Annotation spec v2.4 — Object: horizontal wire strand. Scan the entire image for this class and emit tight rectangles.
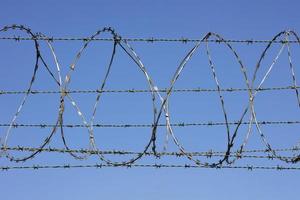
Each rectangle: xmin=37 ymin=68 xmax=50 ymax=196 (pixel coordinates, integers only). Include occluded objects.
xmin=1 ymin=86 xmax=300 ymax=95
xmin=1 ymin=163 xmax=299 ymax=171
xmin=2 ymin=146 xmax=300 ymax=160
xmin=0 ymin=120 xmax=299 ymax=128
xmin=0 ymin=36 xmax=300 ymax=44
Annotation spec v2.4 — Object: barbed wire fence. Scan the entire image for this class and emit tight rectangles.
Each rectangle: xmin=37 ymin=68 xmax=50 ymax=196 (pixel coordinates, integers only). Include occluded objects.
xmin=0 ymin=24 xmax=300 ymax=171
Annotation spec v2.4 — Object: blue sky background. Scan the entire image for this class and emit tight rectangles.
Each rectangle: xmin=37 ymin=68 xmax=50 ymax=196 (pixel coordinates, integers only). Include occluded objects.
xmin=0 ymin=0 xmax=300 ymax=199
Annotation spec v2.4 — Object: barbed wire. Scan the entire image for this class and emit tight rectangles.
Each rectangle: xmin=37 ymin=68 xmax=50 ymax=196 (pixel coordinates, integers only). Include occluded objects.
xmin=1 ymin=163 xmax=300 ymax=171
xmin=1 ymin=86 xmax=299 ymax=95
xmin=0 ymin=35 xmax=300 ymax=44
xmin=2 ymin=146 xmax=299 ymax=160
xmin=0 ymin=120 xmax=299 ymax=128
xmin=1 ymin=24 xmax=300 ymax=168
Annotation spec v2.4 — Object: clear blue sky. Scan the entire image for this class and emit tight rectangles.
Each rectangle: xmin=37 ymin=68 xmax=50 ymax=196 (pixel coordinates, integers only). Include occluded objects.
xmin=0 ymin=0 xmax=300 ymax=199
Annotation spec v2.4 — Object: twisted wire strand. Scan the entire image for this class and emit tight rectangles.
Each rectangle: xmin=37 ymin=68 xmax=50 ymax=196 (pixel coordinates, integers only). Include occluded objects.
xmin=2 ymin=146 xmax=300 ymax=161
xmin=1 ymin=86 xmax=299 ymax=95
xmin=1 ymin=34 xmax=300 ymax=44
xmin=1 ymin=120 xmax=299 ymax=128
xmin=1 ymin=163 xmax=300 ymax=171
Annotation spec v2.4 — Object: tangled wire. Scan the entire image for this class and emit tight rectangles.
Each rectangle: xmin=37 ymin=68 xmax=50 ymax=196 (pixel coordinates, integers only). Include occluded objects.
xmin=0 ymin=24 xmax=300 ymax=169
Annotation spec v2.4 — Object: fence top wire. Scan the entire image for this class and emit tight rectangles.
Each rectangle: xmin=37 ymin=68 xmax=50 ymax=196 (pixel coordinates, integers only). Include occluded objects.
xmin=0 ymin=36 xmax=300 ymax=44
